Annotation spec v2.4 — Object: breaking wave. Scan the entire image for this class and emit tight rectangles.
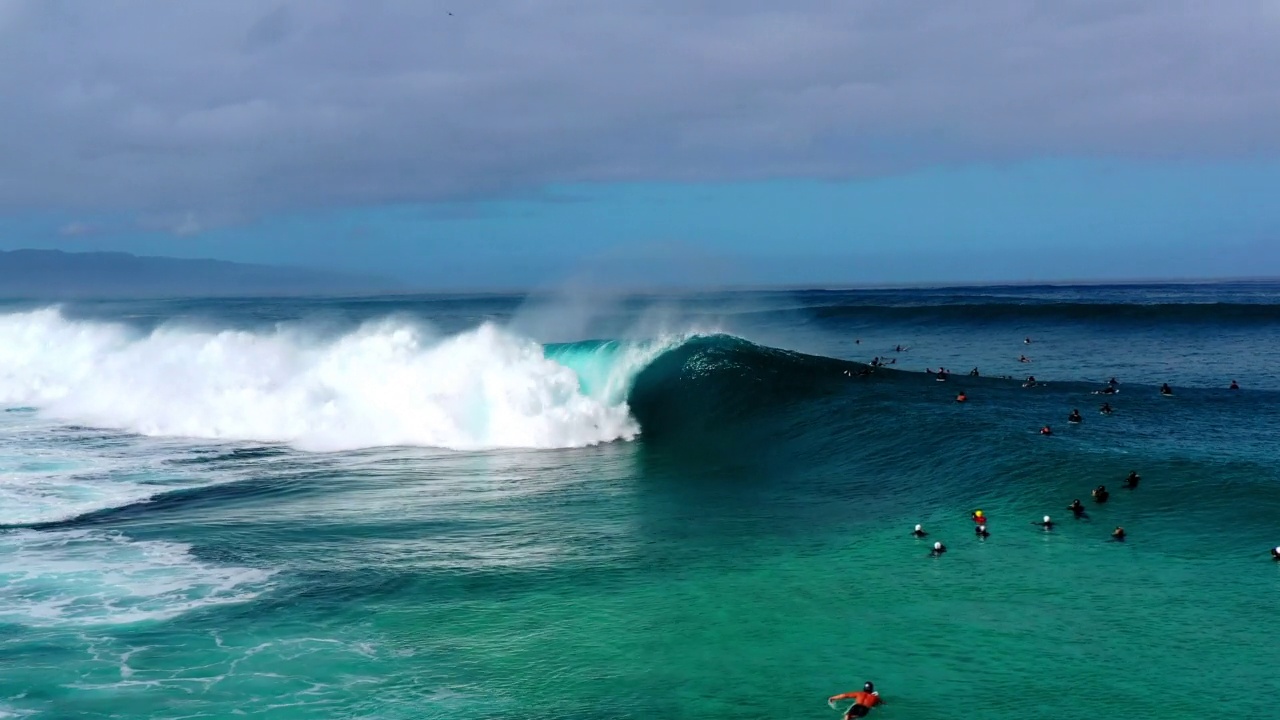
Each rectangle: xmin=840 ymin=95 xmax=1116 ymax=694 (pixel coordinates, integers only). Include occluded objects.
xmin=0 ymin=308 xmax=703 ymax=452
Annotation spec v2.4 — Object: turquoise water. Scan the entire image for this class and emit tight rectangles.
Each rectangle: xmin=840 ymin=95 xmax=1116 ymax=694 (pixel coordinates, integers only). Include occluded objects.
xmin=1 ymin=285 xmax=1278 ymax=718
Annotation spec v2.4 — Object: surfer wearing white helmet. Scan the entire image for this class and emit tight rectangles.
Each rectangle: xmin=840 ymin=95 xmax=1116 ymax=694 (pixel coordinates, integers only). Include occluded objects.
xmin=929 ymin=541 xmax=947 ymax=557
xmin=1271 ymin=546 xmax=1280 ymax=561
xmin=911 ymin=524 xmax=927 ymax=538
xmin=1033 ymin=515 xmax=1054 ymax=530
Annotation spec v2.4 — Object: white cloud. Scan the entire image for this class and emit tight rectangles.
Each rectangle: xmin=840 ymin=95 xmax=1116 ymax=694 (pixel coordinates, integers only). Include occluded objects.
xmin=172 ymin=213 xmax=203 ymax=237
xmin=58 ymin=221 xmax=96 ymax=236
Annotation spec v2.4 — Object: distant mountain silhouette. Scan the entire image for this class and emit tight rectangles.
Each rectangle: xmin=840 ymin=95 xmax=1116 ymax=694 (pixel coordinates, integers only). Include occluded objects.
xmin=0 ymin=250 xmax=401 ymax=298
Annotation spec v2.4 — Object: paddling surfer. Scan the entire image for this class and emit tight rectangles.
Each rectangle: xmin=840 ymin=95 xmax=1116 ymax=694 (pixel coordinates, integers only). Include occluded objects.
xmin=829 ymin=682 xmax=883 ymax=718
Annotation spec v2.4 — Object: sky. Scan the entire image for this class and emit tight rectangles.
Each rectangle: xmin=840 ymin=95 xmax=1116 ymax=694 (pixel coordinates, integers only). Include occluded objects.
xmin=2 ymin=0 xmax=1280 ymax=289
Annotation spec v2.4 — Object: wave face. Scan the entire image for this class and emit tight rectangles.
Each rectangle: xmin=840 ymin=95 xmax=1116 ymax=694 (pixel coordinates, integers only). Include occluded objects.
xmin=627 ymin=335 xmax=856 ymax=439
xmin=0 ymin=308 xmax=701 ymax=452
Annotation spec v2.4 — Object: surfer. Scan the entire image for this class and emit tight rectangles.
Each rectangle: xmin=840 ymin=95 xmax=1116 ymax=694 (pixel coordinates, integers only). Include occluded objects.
xmin=1092 ymin=485 xmax=1110 ymax=503
xmin=956 ymin=391 xmax=967 ymax=403
xmin=1230 ymin=380 xmax=1240 ymax=390
xmin=1160 ymin=383 xmax=1173 ymax=396
xmin=829 ymin=682 xmax=882 ymax=718
xmin=1019 ymin=354 xmax=1031 ymax=363
xmin=912 ymin=524 xmax=928 ymax=538
xmin=1024 ymin=375 xmax=1038 ymax=387
xmin=930 ymin=541 xmax=947 ymax=557
xmin=1124 ymin=471 xmax=1140 ymax=489
xmin=936 ymin=370 xmax=947 ymax=382
xmin=971 ymin=510 xmax=985 ymax=524
xmin=1033 ymin=515 xmax=1054 ymax=530
xmin=1111 ymin=527 xmax=1126 ymax=541
xmin=1108 ymin=377 xmax=1119 ymax=387
xmin=1067 ymin=499 xmax=1087 ymax=518
xmin=1068 ymin=409 xmax=1082 ymax=424
xmin=1024 ymin=337 xmax=1032 ymax=344
xmin=974 ymin=524 xmax=989 ymax=538
xmin=1097 ymin=385 xmax=1117 ymax=395
xmin=969 ymin=367 xmax=980 ymax=377
xmin=1040 ymin=425 xmax=1053 ymax=436
xmin=1272 ymin=546 xmax=1280 ymax=561
xmin=1100 ymin=402 xmax=1113 ymax=415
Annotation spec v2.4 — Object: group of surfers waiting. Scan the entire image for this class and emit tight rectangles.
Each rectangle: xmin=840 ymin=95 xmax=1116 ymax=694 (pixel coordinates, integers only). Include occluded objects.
xmin=833 ymin=340 xmax=1270 ymax=719
xmin=913 ymin=469 xmax=1141 ymax=558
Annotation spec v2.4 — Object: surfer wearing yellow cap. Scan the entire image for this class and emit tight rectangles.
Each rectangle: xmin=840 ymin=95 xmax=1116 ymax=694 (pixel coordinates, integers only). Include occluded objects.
xmin=971 ymin=510 xmax=985 ymax=524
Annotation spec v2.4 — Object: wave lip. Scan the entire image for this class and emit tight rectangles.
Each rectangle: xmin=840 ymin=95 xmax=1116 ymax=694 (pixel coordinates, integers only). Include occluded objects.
xmin=0 ymin=307 xmax=715 ymax=452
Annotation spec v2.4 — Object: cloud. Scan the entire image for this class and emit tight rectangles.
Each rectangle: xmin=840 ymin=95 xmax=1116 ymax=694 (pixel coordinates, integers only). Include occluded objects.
xmin=134 ymin=210 xmax=247 ymax=237
xmin=172 ymin=213 xmax=203 ymax=237
xmin=58 ymin=221 xmax=97 ymax=237
xmin=1 ymin=0 xmax=1278 ymax=219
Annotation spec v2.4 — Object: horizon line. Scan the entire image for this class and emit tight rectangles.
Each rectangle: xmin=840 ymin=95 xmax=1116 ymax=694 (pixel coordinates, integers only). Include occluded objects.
xmin=4 ymin=247 xmax=1279 ymax=297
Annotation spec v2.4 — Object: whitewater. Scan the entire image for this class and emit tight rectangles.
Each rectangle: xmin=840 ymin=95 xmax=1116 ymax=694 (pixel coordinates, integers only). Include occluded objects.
xmin=0 ymin=307 xmax=701 ymax=453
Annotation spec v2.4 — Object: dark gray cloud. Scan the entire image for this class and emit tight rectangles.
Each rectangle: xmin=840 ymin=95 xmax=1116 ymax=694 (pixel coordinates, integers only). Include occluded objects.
xmin=2 ymin=0 xmax=1278 ymax=225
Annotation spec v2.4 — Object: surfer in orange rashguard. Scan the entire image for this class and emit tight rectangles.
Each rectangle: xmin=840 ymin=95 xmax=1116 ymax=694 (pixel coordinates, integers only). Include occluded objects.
xmin=829 ymin=682 xmax=883 ymax=718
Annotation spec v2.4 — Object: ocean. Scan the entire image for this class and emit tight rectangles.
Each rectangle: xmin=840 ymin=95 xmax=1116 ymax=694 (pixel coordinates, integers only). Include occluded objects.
xmin=0 ymin=283 xmax=1277 ymax=719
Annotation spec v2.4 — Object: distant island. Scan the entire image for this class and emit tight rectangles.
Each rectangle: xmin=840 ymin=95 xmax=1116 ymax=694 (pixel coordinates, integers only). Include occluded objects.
xmin=0 ymin=249 xmax=401 ymax=298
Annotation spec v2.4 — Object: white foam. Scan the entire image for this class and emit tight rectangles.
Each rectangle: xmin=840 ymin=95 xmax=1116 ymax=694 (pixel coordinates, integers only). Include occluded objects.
xmin=0 ymin=308 xmax=690 ymax=451
xmin=0 ymin=421 xmax=206 ymax=525
xmin=0 ymin=468 xmax=159 ymax=526
xmin=0 ymin=529 xmax=272 ymax=627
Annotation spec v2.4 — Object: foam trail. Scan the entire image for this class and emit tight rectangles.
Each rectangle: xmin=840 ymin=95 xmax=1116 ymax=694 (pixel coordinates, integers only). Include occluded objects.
xmin=0 ymin=461 xmax=162 ymax=525
xmin=0 ymin=308 xmax=692 ymax=452
xmin=0 ymin=529 xmax=272 ymax=627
